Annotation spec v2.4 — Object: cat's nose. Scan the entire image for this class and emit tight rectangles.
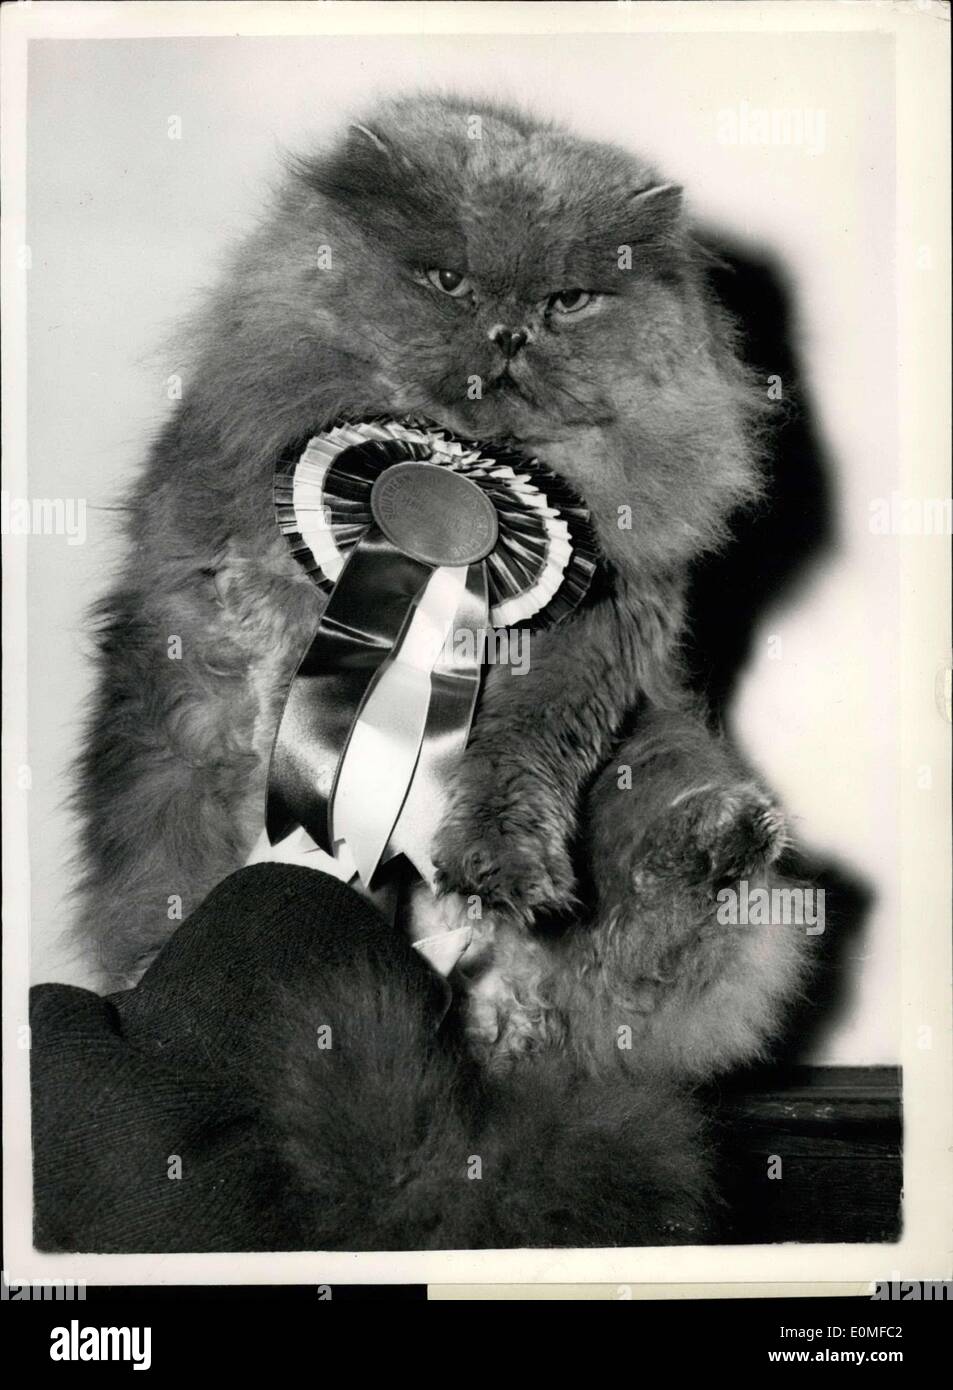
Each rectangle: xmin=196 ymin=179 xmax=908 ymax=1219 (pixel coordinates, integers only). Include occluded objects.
xmin=489 ymin=325 xmax=529 ymax=359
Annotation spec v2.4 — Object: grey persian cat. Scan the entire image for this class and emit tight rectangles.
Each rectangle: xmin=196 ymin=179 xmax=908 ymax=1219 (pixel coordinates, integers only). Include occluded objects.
xmin=74 ymin=95 xmax=808 ymax=1245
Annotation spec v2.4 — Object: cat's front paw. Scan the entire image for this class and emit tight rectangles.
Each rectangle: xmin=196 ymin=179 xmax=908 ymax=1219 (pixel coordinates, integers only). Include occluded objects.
xmin=434 ymin=809 xmax=576 ymax=925
xmin=637 ymin=781 xmax=787 ymax=890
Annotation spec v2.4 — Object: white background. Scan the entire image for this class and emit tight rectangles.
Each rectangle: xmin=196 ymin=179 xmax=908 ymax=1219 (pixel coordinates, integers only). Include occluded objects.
xmin=24 ymin=31 xmax=907 ymax=1063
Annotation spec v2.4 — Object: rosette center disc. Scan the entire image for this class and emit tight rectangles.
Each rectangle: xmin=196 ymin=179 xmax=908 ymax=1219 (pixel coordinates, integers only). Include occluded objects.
xmin=369 ymin=462 xmax=499 ymax=567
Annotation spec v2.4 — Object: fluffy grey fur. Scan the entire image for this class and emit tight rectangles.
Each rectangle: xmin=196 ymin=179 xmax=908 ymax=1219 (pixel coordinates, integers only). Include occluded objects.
xmin=74 ymin=94 xmax=810 ymax=1243
xmin=261 ymin=949 xmax=714 ymax=1248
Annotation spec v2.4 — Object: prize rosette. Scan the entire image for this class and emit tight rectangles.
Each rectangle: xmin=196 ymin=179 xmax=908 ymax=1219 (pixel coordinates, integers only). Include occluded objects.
xmin=265 ymin=417 xmax=598 ymax=893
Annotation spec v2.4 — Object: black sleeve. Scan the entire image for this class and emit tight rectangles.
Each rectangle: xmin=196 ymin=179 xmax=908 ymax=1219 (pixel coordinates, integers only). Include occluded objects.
xmin=30 ymin=865 xmax=448 ymax=1253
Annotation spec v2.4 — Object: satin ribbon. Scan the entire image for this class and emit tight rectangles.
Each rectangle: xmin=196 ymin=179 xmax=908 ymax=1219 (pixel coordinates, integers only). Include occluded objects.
xmin=266 ymin=524 xmax=488 ymax=891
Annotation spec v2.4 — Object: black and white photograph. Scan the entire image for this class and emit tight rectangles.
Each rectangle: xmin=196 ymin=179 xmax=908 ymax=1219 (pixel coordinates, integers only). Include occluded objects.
xmin=2 ymin=0 xmax=950 ymax=1320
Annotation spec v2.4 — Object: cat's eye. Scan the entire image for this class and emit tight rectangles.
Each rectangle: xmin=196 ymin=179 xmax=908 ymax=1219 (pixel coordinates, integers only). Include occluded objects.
xmin=425 ymin=268 xmax=472 ymax=298
xmin=549 ymin=289 xmax=596 ymax=314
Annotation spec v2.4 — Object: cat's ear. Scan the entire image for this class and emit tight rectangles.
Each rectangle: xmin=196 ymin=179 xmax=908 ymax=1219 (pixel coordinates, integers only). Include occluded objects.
xmin=347 ymin=124 xmax=391 ymax=159
xmin=292 ymin=121 xmax=395 ymax=203
xmin=629 ymin=181 xmax=684 ymax=238
xmin=341 ymin=123 xmax=395 ymax=187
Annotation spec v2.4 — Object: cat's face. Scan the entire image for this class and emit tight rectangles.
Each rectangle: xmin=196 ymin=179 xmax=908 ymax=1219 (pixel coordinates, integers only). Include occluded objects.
xmin=201 ymin=97 xmax=759 ymax=572
xmin=292 ymin=98 xmax=692 ymax=446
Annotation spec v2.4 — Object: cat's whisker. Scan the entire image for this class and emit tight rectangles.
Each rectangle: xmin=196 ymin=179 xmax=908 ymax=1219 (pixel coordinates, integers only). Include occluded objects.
xmin=548 ymin=376 xmax=597 ymax=415
xmin=339 ymin=321 xmax=404 ymax=355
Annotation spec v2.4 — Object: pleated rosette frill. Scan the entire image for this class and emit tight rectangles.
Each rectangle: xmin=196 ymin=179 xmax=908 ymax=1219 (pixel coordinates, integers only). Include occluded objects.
xmin=274 ymin=417 xmax=597 ymax=629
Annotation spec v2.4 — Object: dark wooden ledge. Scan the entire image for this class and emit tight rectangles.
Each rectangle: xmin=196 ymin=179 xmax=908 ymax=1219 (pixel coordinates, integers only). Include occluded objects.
xmin=709 ymin=1066 xmax=902 ymax=1244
